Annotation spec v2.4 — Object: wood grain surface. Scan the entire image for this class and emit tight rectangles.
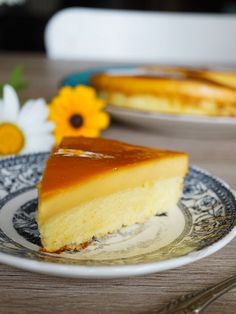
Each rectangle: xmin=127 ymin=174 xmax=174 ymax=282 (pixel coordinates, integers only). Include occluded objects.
xmin=0 ymin=54 xmax=236 ymax=314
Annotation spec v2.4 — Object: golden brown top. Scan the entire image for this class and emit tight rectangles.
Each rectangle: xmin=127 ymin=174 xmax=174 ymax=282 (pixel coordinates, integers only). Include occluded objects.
xmin=39 ymin=136 xmax=187 ymax=198
xmin=91 ymin=66 xmax=236 ymax=104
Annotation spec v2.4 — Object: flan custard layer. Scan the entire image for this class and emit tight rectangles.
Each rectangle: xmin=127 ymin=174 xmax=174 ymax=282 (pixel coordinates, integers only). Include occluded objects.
xmin=37 ymin=137 xmax=188 ymax=252
xmin=91 ymin=66 xmax=236 ymax=117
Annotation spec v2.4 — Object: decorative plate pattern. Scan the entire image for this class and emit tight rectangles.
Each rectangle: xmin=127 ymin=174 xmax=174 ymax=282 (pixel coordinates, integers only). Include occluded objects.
xmin=0 ymin=153 xmax=235 ymax=278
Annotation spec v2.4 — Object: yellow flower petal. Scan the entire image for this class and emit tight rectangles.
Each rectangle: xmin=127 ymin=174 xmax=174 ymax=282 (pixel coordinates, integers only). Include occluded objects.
xmin=80 ymin=128 xmax=101 ymax=137
xmin=49 ymin=85 xmax=109 ymax=144
xmin=85 ymin=112 xmax=110 ymax=129
xmin=59 ymin=86 xmax=73 ymax=97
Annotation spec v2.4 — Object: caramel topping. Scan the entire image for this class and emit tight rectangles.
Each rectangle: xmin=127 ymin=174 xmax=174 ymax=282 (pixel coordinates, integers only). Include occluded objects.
xmin=40 ymin=137 xmax=184 ymax=197
xmin=91 ymin=66 xmax=236 ymax=104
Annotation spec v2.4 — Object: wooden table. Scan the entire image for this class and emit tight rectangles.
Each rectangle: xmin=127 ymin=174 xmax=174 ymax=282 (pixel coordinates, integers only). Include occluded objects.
xmin=0 ymin=54 xmax=236 ymax=314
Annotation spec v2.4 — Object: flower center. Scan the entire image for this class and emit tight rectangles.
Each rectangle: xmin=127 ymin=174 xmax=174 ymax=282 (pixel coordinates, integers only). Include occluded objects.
xmin=69 ymin=114 xmax=83 ymax=129
xmin=0 ymin=123 xmax=24 ymax=155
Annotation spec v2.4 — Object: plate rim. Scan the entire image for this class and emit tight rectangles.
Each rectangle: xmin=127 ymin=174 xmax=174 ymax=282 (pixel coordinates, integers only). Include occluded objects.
xmin=0 ymin=227 xmax=235 ymax=279
xmin=106 ymin=105 xmax=236 ymax=126
xmin=0 ymin=154 xmax=235 ymax=278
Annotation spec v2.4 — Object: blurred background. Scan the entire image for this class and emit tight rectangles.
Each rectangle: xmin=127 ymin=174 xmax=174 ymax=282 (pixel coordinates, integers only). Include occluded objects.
xmin=1 ymin=0 xmax=236 ymax=52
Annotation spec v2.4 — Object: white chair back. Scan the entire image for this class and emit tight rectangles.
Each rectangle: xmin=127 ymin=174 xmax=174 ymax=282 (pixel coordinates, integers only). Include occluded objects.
xmin=45 ymin=8 xmax=236 ymax=64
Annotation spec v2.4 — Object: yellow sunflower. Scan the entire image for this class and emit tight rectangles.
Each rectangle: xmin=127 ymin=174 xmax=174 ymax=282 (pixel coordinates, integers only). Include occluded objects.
xmin=49 ymin=85 xmax=110 ymax=144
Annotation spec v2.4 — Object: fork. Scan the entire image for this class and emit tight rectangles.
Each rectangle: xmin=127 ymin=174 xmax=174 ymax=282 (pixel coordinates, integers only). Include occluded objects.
xmin=157 ymin=274 xmax=236 ymax=313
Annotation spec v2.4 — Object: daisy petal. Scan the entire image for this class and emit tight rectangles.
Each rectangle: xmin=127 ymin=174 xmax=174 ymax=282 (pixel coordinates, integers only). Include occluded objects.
xmin=29 ymin=99 xmax=49 ymax=122
xmin=21 ymin=120 xmax=55 ymax=136
xmin=2 ymin=85 xmax=20 ymax=121
xmin=0 ymin=99 xmax=4 ymax=121
xmin=18 ymin=100 xmax=35 ymax=122
xmin=18 ymin=98 xmax=49 ymax=127
xmin=38 ymin=121 xmax=55 ymax=133
xmin=22 ymin=134 xmax=55 ymax=154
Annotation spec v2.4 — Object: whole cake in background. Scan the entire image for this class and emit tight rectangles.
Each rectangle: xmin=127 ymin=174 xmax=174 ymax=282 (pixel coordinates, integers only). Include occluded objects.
xmin=37 ymin=136 xmax=188 ymax=253
xmin=91 ymin=65 xmax=236 ymax=117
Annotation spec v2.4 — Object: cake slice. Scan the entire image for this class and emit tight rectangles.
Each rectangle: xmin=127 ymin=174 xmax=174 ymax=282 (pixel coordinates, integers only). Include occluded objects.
xmin=91 ymin=66 xmax=236 ymax=117
xmin=37 ymin=137 xmax=188 ymax=253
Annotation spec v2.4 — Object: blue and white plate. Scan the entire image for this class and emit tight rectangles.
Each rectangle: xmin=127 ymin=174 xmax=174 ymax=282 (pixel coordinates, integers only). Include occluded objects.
xmin=0 ymin=153 xmax=235 ymax=278
xmin=61 ymin=66 xmax=236 ymax=139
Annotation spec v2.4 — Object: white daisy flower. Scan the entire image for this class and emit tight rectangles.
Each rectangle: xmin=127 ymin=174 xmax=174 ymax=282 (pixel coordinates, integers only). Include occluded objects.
xmin=0 ymin=85 xmax=55 ymax=156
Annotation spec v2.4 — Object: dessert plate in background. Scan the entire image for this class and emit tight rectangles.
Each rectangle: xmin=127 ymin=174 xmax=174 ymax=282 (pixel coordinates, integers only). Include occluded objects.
xmin=61 ymin=66 xmax=236 ymax=139
xmin=0 ymin=153 xmax=235 ymax=278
